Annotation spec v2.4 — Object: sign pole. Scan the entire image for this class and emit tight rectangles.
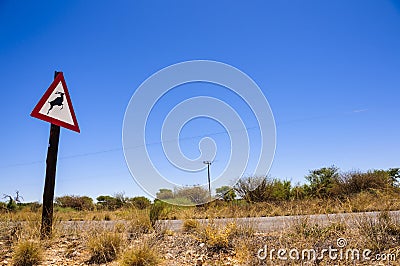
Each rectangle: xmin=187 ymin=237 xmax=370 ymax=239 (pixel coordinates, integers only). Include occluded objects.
xmin=40 ymin=71 xmax=61 ymax=239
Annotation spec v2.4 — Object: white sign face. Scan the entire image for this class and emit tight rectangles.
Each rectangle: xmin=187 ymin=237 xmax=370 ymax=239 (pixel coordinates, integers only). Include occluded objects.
xmin=31 ymin=72 xmax=80 ymax=133
xmin=37 ymin=81 xmax=75 ymax=125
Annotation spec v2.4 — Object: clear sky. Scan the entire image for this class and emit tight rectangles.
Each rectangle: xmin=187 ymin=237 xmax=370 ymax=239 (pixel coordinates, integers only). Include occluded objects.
xmin=1 ymin=1 xmax=399 ymax=202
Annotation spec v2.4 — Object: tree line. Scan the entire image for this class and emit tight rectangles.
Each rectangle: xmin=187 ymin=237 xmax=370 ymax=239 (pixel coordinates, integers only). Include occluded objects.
xmin=1 ymin=166 xmax=399 ymax=211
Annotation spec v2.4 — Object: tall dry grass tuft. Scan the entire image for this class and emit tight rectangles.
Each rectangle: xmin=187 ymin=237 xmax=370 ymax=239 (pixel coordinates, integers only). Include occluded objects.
xmin=120 ymin=243 xmax=160 ymax=266
xmin=290 ymin=217 xmax=346 ymax=240
xmin=12 ymin=239 xmax=43 ymax=266
xmin=195 ymin=221 xmax=236 ymax=251
xmin=356 ymin=211 xmax=400 ymax=252
xmin=127 ymin=211 xmax=152 ymax=240
xmin=182 ymin=219 xmax=200 ymax=233
xmin=87 ymin=231 xmax=124 ymax=263
xmin=191 ymin=220 xmax=257 ymax=253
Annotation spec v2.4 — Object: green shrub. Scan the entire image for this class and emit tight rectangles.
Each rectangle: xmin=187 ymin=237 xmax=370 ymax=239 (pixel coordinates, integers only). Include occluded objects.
xmin=216 ymin=186 xmax=236 ymax=201
xmin=6 ymin=198 xmax=18 ymax=212
xmin=149 ymin=201 xmax=167 ymax=228
xmin=156 ymin=189 xmax=174 ymax=200
xmin=175 ymin=186 xmax=209 ymax=205
xmin=0 ymin=201 xmax=7 ymax=212
xmin=55 ymin=195 xmax=94 ymax=211
xmin=129 ymin=196 xmax=151 ymax=210
xmin=304 ymin=166 xmax=339 ymax=198
xmin=96 ymin=195 xmax=124 ymax=210
xmin=333 ymin=170 xmax=391 ymax=196
xmin=12 ymin=240 xmax=43 ymax=266
xmin=28 ymin=202 xmax=41 ymax=212
xmin=234 ymin=176 xmax=292 ymax=202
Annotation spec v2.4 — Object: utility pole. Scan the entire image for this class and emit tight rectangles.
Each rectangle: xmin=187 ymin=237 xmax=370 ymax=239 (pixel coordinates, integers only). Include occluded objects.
xmin=203 ymin=161 xmax=212 ymax=200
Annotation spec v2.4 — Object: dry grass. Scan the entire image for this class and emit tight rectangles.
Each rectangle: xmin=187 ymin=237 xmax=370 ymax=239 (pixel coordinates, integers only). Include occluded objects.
xmin=12 ymin=239 xmax=43 ymax=266
xmin=120 ymin=243 xmax=160 ymax=266
xmin=356 ymin=211 xmax=400 ymax=252
xmin=126 ymin=211 xmax=153 ymax=240
xmin=182 ymin=219 xmax=200 ymax=233
xmin=87 ymin=231 xmax=124 ymax=263
xmin=1 ymin=191 xmax=399 ymax=223
xmin=1 ymin=211 xmax=400 ymax=265
xmin=1 ymin=192 xmax=400 ymax=265
xmin=191 ymin=220 xmax=256 ymax=252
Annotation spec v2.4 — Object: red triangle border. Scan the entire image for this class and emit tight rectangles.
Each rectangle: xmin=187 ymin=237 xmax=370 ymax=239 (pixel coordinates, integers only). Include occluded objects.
xmin=31 ymin=72 xmax=80 ymax=133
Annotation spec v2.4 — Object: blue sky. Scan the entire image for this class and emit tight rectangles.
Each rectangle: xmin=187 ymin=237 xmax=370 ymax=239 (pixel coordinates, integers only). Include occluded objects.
xmin=0 ymin=1 xmax=399 ymax=202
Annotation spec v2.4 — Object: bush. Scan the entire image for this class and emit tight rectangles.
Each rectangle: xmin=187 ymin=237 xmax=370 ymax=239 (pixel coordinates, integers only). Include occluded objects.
xmin=96 ymin=195 xmax=125 ymax=210
xmin=182 ymin=219 xmax=200 ymax=232
xmin=304 ymin=166 xmax=339 ymax=198
xmin=129 ymin=196 xmax=151 ymax=210
xmin=12 ymin=240 xmax=43 ymax=266
xmin=235 ymin=176 xmax=268 ymax=202
xmin=28 ymin=202 xmax=41 ymax=212
xmin=234 ymin=176 xmax=292 ymax=202
xmin=175 ymin=186 xmax=210 ymax=205
xmin=120 ymin=244 xmax=159 ymax=266
xmin=87 ymin=232 xmax=123 ymax=263
xmin=0 ymin=201 xmax=7 ymax=212
xmin=333 ymin=170 xmax=392 ymax=196
xmin=215 ymin=186 xmax=236 ymax=201
xmin=55 ymin=195 xmax=94 ymax=211
xmin=5 ymin=197 xmax=18 ymax=212
xmin=195 ymin=222 xmax=237 ymax=251
xmin=156 ymin=189 xmax=174 ymax=200
xmin=149 ymin=201 xmax=167 ymax=228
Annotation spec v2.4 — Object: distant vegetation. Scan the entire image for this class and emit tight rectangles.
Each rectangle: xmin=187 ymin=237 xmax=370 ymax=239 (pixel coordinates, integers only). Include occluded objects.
xmin=235 ymin=166 xmax=400 ymax=202
xmin=1 ymin=166 xmax=399 ymax=219
xmin=154 ymin=166 xmax=399 ymax=205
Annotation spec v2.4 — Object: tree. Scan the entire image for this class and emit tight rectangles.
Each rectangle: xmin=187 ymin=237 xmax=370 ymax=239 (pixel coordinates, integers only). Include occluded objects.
xmin=215 ymin=186 xmax=236 ymax=201
xmin=96 ymin=195 xmax=123 ymax=210
xmin=270 ymin=180 xmax=292 ymax=201
xmin=129 ymin=196 xmax=151 ymax=209
xmin=175 ymin=186 xmax=209 ymax=205
xmin=333 ymin=169 xmax=394 ymax=196
xmin=304 ymin=166 xmax=339 ymax=198
xmin=235 ymin=176 xmax=293 ymax=202
xmin=156 ymin=189 xmax=174 ymax=200
xmin=55 ymin=195 xmax=94 ymax=211
xmin=234 ymin=177 xmax=266 ymax=202
xmin=3 ymin=191 xmax=23 ymax=211
xmin=235 ymin=176 xmax=270 ymax=202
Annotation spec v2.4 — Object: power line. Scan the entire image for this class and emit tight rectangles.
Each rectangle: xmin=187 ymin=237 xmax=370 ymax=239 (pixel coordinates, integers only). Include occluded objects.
xmin=0 ymin=109 xmax=367 ymax=170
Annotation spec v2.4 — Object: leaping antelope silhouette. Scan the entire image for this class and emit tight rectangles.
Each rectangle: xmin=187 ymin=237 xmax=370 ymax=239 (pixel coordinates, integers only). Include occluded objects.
xmin=47 ymin=91 xmax=64 ymax=114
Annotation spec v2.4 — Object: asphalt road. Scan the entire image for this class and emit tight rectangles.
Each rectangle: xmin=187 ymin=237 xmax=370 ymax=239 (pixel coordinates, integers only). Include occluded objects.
xmin=160 ymin=210 xmax=400 ymax=232
xmin=2 ymin=211 xmax=399 ymax=233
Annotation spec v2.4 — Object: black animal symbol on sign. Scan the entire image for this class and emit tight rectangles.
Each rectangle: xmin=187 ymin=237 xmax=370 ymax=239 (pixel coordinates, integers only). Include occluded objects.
xmin=47 ymin=91 xmax=64 ymax=114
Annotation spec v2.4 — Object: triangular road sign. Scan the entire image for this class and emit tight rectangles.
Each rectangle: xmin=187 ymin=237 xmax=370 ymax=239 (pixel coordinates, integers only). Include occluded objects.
xmin=31 ymin=72 xmax=80 ymax=133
